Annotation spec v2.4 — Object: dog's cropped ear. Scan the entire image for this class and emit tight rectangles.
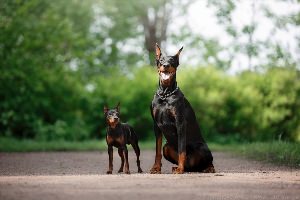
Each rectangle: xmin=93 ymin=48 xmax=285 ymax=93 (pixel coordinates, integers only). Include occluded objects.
xmin=104 ymin=105 xmax=109 ymax=114
xmin=115 ymin=102 xmax=120 ymax=112
xmin=175 ymin=46 xmax=183 ymax=58
xmin=155 ymin=43 xmax=162 ymax=61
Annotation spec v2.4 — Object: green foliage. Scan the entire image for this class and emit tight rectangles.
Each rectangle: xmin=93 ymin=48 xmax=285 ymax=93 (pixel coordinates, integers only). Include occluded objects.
xmin=86 ymin=67 xmax=157 ymax=140
xmin=0 ymin=0 xmax=94 ymax=140
xmin=0 ymin=0 xmax=94 ymax=68
xmin=179 ymin=67 xmax=300 ymax=141
xmin=0 ymin=0 xmax=299 ymax=144
xmin=0 ymin=65 xmax=90 ymax=140
xmin=1 ymin=64 xmax=299 ymax=142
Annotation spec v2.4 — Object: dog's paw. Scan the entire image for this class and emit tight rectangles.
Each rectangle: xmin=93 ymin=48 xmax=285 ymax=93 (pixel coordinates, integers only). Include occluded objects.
xmin=124 ymin=170 xmax=131 ymax=174
xmin=138 ymin=168 xmax=143 ymax=173
xmin=106 ymin=170 xmax=112 ymax=174
xmin=202 ymin=164 xmax=216 ymax=173
xmin=172 ymin=167 xmax=184 ymax=174
xmin=150 ymin=167 xmax=161 ymax=174
xmin=118 ymin=169 xmax=123 ymax=173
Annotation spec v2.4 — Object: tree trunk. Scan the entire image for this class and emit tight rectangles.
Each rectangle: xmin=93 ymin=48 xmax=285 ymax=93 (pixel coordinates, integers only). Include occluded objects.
xmin=140 ymin=2 xmax=169 ymax=66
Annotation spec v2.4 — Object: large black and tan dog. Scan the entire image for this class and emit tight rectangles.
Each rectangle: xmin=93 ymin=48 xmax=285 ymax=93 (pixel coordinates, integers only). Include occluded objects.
xmin=104 ymin=103 xmax=143 ymax=174
xmin=150 ymin=44 xmax=215 ymax=174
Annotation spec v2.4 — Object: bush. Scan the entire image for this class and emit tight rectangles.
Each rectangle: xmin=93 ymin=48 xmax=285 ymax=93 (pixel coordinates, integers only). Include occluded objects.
xmin=1 ymin=65 xmax=299 ymax=142
xmin=0 ymin=66 xmax=91 ymax=140
xmin=179 ymin=67 xmax=300 ymax=141
xmin=87 ymin=67 xmax=157 ymax=140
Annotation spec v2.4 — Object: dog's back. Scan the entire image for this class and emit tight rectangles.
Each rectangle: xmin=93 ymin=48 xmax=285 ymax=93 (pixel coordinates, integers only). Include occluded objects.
xmin=182 ymin=97 xmax=206 ymax=144
xmin=120 ymin=123 xmax=139 ymax=145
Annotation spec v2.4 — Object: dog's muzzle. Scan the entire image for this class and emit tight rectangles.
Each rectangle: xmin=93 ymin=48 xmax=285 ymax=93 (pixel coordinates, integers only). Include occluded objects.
xmin=108 ymin=117 xmax=119 ymax=123
xmin=160 ymin=72 xmax=174 ymax=81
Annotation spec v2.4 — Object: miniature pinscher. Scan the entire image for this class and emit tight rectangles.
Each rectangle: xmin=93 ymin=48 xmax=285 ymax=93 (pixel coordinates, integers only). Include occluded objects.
xmin=150 ymin=43 xmax=215 ymax=174
xmin=104 ymin=103 xmax=143 ymax=174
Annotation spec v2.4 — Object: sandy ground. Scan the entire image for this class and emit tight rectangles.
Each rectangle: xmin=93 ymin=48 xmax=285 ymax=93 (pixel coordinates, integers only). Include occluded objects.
xmin=0 ymin=150 xmax=299 ymax=200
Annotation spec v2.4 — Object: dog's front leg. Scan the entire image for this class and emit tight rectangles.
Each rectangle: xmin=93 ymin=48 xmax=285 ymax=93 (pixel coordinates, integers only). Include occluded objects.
xmin=174 ymin=112 xmax=186 ymax=174
xmin=107 ymin=145 xmax=113 ymax=174
xmin=150 ymin=123 xmax=163 ymax=174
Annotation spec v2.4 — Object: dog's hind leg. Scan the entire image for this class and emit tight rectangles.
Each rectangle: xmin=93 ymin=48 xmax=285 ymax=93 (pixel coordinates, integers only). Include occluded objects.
xmin=132 ymin=142 xmax=143 ymax=173
xmin=163 ymin=143 xmax=178 ymax=165
xmin=117 ymin=148 xmax=125 ymax=173
xmin=163 ymin=144 xmax=187 ymax=173
xmin=185 ymin=145 xmax=215 ymax=173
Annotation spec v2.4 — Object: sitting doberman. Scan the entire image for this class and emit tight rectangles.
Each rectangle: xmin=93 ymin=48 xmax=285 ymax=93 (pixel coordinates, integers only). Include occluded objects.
xmin=150 ymin=43 xmax=215 ymax=174
xmin=104 ymin=103 xmax=143 ymax=174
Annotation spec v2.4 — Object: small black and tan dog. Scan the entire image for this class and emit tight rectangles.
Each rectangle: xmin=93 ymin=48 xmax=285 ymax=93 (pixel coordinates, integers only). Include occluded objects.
xmin=150 ymin=44 xmax=215 ymax=174
xmin=104 ymin=103 xmax=143 ymax=174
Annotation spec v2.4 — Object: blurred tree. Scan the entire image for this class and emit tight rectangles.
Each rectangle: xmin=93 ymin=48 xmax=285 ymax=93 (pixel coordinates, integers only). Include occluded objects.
xmin=206 ymin=0 xmax=299 ymax=70
xmin=0 ymin=0 xmax=94 ymax=69
xmin=206 ymin=0 xmax=259 ymax=70
xmin=261 ymin=0 xmax=299 ymax=69
xmin=0 ymin=0 xmax=95 ymax=139
xmin=1 ymin=0 xmax=299 ymax=143
xmin=96 ymin=0 xmax=192 ymax=66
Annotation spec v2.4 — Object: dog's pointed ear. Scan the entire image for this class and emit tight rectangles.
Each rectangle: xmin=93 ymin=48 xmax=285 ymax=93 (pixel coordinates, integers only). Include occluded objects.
xmin=104 ymin=105 xmax=109 ymax=114
xmin=175 ymin=46 xmax=183 ymax=57
xmin=115 ymin=102 xmax=120 ymax=112
xmin=155 ymin=43 xmax=162 ymax=61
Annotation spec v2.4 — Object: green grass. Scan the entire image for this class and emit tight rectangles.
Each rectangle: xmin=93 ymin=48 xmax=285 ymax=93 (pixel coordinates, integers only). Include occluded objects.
xmin=0 ymin=137 xmax=106 ymax=152
xmin=209 ymin=141 xmax=300 ymax=168
xmin=0 ymin=137 xmax=299 ymax=168
xmin=0 ymin=137 xmax=156 ymax=152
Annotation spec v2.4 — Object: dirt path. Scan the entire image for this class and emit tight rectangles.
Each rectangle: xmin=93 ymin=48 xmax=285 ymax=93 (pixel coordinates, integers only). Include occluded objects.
xmin=0 ymin=150 xmax=299 ymax=200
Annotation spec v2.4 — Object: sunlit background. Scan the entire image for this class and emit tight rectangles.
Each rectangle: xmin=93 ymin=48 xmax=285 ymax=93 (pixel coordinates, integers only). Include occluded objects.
xmin=1 ymin=0 xmax=299 ymax=148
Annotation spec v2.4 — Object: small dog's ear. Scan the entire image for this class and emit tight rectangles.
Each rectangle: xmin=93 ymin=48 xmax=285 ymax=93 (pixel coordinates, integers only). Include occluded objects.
xmin=155 ymin=43 xmax=161 ymax=61
xmin=115 ymin=102 xmax=120 ymax=112
xmin=104 ymin=105 xmax=109 ymax=114
xmin=175 ymin=46 xmax=183 ymax=57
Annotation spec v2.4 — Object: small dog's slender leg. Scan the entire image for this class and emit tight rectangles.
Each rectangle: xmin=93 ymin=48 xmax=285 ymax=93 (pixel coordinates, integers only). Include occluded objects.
xmin=117 ymin=148 xmax=124 ymax=173
xmin=107 ymin=145 xmax=113 ymax=174
xmin=132 ymin=142 xmax=143 ymax=173
xmin=122 ymin=146 xmax=130 ymax=174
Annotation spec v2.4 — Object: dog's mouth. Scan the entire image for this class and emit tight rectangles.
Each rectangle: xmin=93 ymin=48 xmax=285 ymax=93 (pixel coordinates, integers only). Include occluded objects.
xmin=159 ymin=71 xmax=175 ymax=86
xmin=158 ymin=65 xmax=176 ymax=86
xmin=160 ymin=72 xmax=173 ymax=81
xmin=107 ymin=117 xmax=119 ymax=127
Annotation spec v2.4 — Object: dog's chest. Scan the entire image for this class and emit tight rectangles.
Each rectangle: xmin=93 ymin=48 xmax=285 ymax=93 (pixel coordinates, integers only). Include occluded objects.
xmin=106 ymin=127 xmax=126 ymax=147
xmin=153 ymin=101 xmax=176 ymax=127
